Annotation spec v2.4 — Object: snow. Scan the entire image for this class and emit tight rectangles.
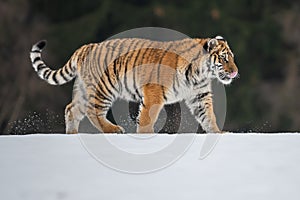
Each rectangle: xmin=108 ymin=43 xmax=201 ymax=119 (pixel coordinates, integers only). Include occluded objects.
xmin=0 ymin=133 xmax=300 ymax=200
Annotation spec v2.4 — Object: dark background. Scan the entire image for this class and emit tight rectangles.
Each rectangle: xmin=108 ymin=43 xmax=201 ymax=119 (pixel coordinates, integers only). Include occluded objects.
xmin=1 ymin=0 xmax=299 ymax=134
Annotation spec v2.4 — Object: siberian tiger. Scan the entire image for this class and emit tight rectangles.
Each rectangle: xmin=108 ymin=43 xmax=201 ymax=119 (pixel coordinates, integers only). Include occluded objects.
xmin=30 ymin=36 xmax=238 ymax=134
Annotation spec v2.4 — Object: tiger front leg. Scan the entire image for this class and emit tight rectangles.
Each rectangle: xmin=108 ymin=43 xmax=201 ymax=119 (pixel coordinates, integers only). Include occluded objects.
xmin=187 ymin=92 xmax=221 ymax=133
xmin=137 ymin=84 xmax=165 ymax=133
xmin=86 ymin=111 xmax=125 ymax=133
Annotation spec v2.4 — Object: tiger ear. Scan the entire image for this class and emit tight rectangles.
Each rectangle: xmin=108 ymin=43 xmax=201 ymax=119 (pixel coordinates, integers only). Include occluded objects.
xmin=215 ymin=35 xmax=226 ymax=41
xmin=204 ymin=38 xmax=218 ymax=52
xmin=208 ymin=38 xmax=218 ymax=49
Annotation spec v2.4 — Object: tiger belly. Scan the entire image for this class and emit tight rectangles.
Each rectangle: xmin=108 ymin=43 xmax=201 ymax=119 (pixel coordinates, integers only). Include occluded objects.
xmin=117 ymin=71 xmax=199 ymax=105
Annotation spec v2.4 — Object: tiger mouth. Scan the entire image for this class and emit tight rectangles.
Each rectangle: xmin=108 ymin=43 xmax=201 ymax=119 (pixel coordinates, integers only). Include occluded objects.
xmin=217 ymin=71 xmax=238 ymax=85
xmin=218 ymin=70 xmax=238 ymax=79
xmin=227 ymin=71 xmax=238 ymax=79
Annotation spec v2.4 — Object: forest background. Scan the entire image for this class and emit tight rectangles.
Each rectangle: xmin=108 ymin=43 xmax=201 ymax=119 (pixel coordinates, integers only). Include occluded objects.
xmin=1 ymin=0 xmax=299 ymax=134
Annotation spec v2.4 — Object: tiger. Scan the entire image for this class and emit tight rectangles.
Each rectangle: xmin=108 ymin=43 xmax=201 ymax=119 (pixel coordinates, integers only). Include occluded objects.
xmin=30 ymin=35 xmax=238 ymax=134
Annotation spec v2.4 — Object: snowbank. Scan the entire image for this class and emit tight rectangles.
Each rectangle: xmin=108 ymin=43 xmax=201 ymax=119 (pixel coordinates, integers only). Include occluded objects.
xmin=0 ymin=133 xmax=299 ymax=200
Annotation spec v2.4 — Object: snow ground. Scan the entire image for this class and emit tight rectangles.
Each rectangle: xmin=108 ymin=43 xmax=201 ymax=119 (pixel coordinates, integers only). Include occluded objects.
xmin=0 ymin=133 xmax=300 ymax=200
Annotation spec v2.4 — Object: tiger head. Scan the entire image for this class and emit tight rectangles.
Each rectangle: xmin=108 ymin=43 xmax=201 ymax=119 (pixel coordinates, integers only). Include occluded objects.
xmin=205 ymin=36 xmax=238 ymax=85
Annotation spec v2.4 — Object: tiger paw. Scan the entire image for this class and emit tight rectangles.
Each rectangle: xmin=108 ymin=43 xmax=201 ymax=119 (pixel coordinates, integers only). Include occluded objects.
xmin=103 ymin=125 xmax=125 ymax=134
xmin=220 ymin=131 xmax=232 ymax=134
xmin=113 ymin=125 xmax=125 ymax=134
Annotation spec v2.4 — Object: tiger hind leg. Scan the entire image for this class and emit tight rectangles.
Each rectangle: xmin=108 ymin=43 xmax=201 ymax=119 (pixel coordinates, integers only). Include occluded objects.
xmin=137 ymin=84 xmax=165 ymax=133
xmin=65 ymin=102 xmax=85 ymax=134
xmin=65 ymin=78 xmax=87 ymax=134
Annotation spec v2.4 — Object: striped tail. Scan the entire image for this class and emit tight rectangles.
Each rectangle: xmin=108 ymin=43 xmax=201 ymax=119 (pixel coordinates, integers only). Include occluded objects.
xmin=30 ymin=40 xmax=76 ymax=85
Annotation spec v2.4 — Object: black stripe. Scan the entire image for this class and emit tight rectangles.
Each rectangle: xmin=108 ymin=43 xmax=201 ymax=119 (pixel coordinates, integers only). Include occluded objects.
xmin=191 ymin=97 xmax=198 ymax=104
xmin=31 ymin=50 xmax=40 ymax=53
xmin=86 ymin=84 xmax=112 ymax=102
xmin=172 ymin=74 xmax=179 ymax=96
xmin=174 ymin=53 xmax=179 ymax=67
xmin=87 ymin=105 xmax=109 ymax=114
xmin=99 ymin=77 xmax=115 ymax=98
xmin=190 ymin=42 xmax=203 ymax=64
xmin=78 ymin=107 xmax=85 ymax=115
xmin=135 ymin=88 xmax=142 ymax=100
xmin=156 ymin=62 xmax=161 ymax=85
xmin=99 ymin=76 xmax=115 ymax=98
xmin=123 ymin=55 xmax=131 ymax=94
xmin=103 ymin=40 xmax=120 ymax=93
xmin=90 ymin=66 xmax=114 ymax=98
xmin=59 ymin=68 xmax=68 ymax=82
xmin=133 ymin=67 xmax=142 ymax=99
xmin=37 ymin=63 xmax=46 ymax=71
xmin=139 ymin=46 xmax=151 ymax=66
xmin=42 ymin=69 xmax=51 ymax=79
xmin=111 ymin=40 xmax=121 ymax=80
xmin=145 ymin=48 xmax=159 ymax=84
xmin=180 ymin=41 xmax=199 ymax=54
xmin=104 ymin=68 xmax=118 ymax=92
xmin=194 ymin=76 xmax=206 ymax=87
xmin=172 ymin=54 xmax=180 ymax=95
xmin=199 ymin=110 xmax=206 ymax=120
xmin=117 ymin=40 xmax=126 ymax=73
xmin=95 ymin=42 xmax=106 ymax=75
xmin=42 ymin=69 xmax=49 ymax=79
xmin=198 ymin=82 xmax=209 ymax=89
xmin=103 ymin=42 xmax=118 ymax=92
xmin=91 ymin=44 xmax=99 ymax=70
xmin=197 ymin=92 xmax=210 ymax=100
xmin=124 ymin=40 xmax=141 ymax=96
xmin=203 ymin=41 xmax=209 ymax=52
xmin=157 ymin=43 xmax=172 ymax=82
xmin=45 ymin=70 xmax=52 ymax=80
xmin=91 ymin=44 xmax=115 ymax=98
xmin=33 ymin=57 xmax=41 ymax=63
xmin=113 ymin=59 xmax=118 ymax=76
xmin=162 ymin=86 xmax=167 ymax=101
xmin=128 ymin=39 xmax=143 ymax=61
xmin=185 ymin=63 xmax=192 ymax=84
xmin=82 ymin=45 xmax=94 ymax=82
xmin=204 ymin=102 xmax=210 ymax=107
xmin=36 ymin=40 xmax=47 ymax=49
xmin=108 ymin=39 xmax=119 ymax=66
xmin=201 ymin=115 xmax=206 ymax=123
xmin=89 ymin=94 xmax=111 ymax=105
xmin=132 ymin=43 xmax=146 ymax=68
xmin=214 ymin=54 xmax=217 ymax=64
xmin=194 ymin=107 xmax=205 ymax=117
xmin=52 ymin=71 xmax=59 ymax=84
xmin=132 ymin=64 xmax=138 ymax=95
xmin=115 ymin=58 xmax=123 ymax=92
xmin=89 ymin=102 xmax=110 ymax=110
xmin=112 ymin=59 xmax=119 ymax=85
xmin=132 ymin=41 xmax=148 ymax=99
xmin=132 ymin=41 xmax=149 ymax=98
xmin=103 ymin=39 xmax=115 ymax=69
xmin=64 ymin=62 xmax=72 ymax=76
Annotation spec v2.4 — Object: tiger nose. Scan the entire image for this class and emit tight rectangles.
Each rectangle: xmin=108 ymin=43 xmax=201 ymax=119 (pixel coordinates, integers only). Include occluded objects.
xmin=229 ymin=71 xmax=238 ymax=78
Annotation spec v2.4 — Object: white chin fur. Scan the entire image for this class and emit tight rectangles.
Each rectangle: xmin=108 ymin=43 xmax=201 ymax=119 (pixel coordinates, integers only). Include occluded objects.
xmin=217 ymin=76 xmax=232 ymax=85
